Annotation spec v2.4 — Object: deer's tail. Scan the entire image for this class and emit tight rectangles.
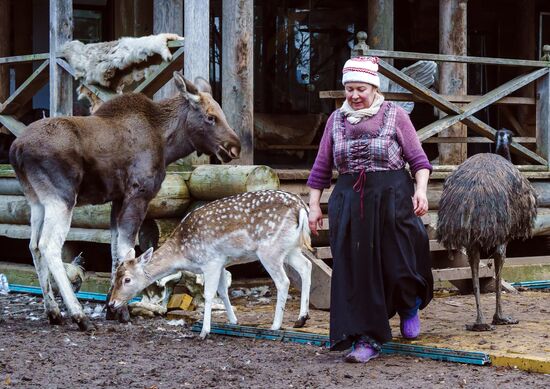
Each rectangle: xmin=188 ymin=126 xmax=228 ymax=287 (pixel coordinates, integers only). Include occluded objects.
xmin=298 ymin=207 xmax=313 ymax=251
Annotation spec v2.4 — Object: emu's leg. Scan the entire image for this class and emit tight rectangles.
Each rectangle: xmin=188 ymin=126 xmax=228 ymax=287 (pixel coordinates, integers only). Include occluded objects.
xmin=285 ymin=248 xmax=312 ymax=328
xmin=217 ymin=269 xmax=237 ymax=325
xmin=40 ymin=201 xmax=94 ymax=332
xmin=492 ymin=244 xmax=519 ymax=326
xmin=200 ymin=262 xmax=224 ymax=339
xmin=257 ymin=248 xmax=290 ymax=331
xmin=29 ymin=202 xmax=62 ymax=324
xmin=466 ymin=246 xmax=494 ymax=331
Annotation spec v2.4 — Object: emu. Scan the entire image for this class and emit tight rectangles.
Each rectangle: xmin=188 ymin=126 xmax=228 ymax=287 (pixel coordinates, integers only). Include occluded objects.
xmin=109 ymin=189 xmax=313 ymax=339
xmin=437 ymin=128 xmax=537 ymax=331
xmin=9 ymin=72 xmax=241 ymax=331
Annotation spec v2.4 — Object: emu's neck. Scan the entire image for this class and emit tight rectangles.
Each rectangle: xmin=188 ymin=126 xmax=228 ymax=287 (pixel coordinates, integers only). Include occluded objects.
xmin=156 ymin=96 xmax=196 ymax=165
xmin=495 ymin=139 xmax=511 ymax=162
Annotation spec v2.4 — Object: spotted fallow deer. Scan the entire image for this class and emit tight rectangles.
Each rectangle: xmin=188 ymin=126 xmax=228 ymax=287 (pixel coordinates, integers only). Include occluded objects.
xmin=109 ymin=189 xmax=313 ymax=338
xmin=9 ymin=72 xmax=241 ymax=331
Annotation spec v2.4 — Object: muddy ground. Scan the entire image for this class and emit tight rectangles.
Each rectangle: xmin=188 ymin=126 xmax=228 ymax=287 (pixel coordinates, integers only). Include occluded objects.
xmin=1 ymin=287 xmax=549 ymax=389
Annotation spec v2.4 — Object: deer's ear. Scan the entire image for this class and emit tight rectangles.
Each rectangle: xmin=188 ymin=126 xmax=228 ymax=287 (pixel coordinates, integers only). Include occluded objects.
xmin=124 ymin=249 xmax=136 ymax=261
xmin=193 ymin=76 xmax=212 ymax=95
xmin=138 ymin=247 xmax=154 ymax=265
xmin=173 ymin=71 xmax=200 ymax=104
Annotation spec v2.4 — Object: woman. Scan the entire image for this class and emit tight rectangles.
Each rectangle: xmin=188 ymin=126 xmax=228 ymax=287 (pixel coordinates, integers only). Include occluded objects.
xmin=308 ymin=57 xmax=433 ymax=363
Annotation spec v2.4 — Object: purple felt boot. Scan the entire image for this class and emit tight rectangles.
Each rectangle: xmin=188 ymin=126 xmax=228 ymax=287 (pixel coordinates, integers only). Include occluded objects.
xmin=400 ymin=312 xmax=421 ymax=339
xmin=344 ymin=340 xmax=379 ymax=363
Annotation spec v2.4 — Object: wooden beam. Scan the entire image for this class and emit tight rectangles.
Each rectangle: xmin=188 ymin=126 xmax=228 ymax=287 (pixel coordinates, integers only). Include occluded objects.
xmin=423 ymin=137 xmax=536 ymax=144
xmin=222 ymin=0 xmax=254 ymax=165
xmin=0 ymin=60 xmax=50 ymax=115
xmin=49 ymin=0 xmax=72 ymax=117
xmin=536 ymin=53 xmax=550 ymax=169
xmin=153 ymin=0 xmax=183 ymax=101
xmin=133 ymin=46 xmax=185 ymax=97
xmin=0 ymin=115 xmax=26 ymax=137
xmin=318 ymin=90 xmax=535 ymax=105
xmin=0 ymin=0 xmax=11 ymax=103
xmin=368 ymin=1 xmax=393 ymax=91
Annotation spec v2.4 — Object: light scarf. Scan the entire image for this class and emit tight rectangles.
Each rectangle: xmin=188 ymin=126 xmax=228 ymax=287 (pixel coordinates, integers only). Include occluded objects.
xmin=340 ymin=93 xmax=385 ymax=124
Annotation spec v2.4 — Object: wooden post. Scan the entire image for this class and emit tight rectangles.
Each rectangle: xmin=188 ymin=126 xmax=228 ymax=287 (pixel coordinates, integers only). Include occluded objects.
xmin=153 ymin=0 xmax=183 ymax=101
xmin=0 ymin=0 xmax=11 ymax=104
xmin=13 ymin=0 xmax=33 ymax=119
xmin=438 ymin=0 xmax=467 ymax=165
xmin=367 ymin=0 xmax=393 ymax=91
xmin=536 ymin=45 xmax=550 ymax=170
xmin=222 ymin=0 xmax=254 ymax=165
xmin=49 ymin=0 xmax=73 ymax=117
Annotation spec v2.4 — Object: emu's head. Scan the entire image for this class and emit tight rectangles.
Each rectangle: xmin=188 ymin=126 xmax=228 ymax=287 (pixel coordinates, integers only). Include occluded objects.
xmin=173 ymin=71 xmax=241 ymax=163
xmin=495 ymin=128 xmax=514 ymax=161
xmin=108 ymin=248 xmax=154 ymax=310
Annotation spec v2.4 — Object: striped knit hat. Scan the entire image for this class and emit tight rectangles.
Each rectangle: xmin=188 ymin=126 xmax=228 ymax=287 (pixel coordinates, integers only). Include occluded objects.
xmin=342 ymin=56 xmax=380 ymax=87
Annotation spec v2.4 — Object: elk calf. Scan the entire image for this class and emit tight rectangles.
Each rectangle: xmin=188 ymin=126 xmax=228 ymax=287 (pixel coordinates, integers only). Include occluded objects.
xmin=109 ymin=190 xmax=313 ymax=338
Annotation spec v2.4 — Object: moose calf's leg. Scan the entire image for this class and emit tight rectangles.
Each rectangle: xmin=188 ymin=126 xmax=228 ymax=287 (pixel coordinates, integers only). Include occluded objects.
xmin=29 ymin=202 xmax=62 ymax=324
xmin=492 ymin=244 xmax=518 ymax=326
xmin=286 ymin=249 xmax=312 ymax=328
xmin=40 ymin=201 xmax=94 ymax=332
xmin=200 ymin=264 xmax=224 ymax=339
xmin=217 ymin=269 xmax=237 ymax=325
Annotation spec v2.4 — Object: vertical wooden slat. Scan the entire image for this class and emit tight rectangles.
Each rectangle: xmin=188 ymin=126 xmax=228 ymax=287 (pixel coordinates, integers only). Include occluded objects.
xmin=13 ymin=0 xmax=33 ymax=118
xmin=222 ymin=0 xmax=254 ymax=165
xmin=0 ymin=0 xmax=11 ymax=104
xmin=49 ymin=0 xmax=73 ymax=117
xmin=536 ymin=46 xmax=550 ymax=170
xmin=153 ymin=0 xmax=183 ymax=101
xmin=184 ymin=0 xmax=209 ymax=83
xmin=438 ymin=0 xmax=467 ymax=165
xmin=367 ymin=0 xmax=393 ymax=90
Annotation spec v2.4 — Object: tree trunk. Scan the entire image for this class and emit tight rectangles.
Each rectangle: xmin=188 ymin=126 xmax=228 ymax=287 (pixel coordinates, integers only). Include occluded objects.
xmin=187 ymin=165 xmax=279 ymax=200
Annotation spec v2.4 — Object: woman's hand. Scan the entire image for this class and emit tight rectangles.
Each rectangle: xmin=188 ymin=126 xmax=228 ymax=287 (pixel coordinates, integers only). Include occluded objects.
xmin=412 ymin=189 xmax=428 ymax=216
xmin=308 ymin=205 xmax=324 ymax=236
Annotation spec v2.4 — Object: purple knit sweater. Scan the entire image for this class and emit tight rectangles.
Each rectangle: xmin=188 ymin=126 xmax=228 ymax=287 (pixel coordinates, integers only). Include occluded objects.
xmin=307 ymin=104 xmax=432 ymax=189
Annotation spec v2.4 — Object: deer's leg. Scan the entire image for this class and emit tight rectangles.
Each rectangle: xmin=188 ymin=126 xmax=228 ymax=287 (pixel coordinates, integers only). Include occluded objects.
xmin=217 ymin=269 xmax=237 ymax=325
xmin=29 ymin=201 xmax=62 ymax=324
xmin=285 ymin=248 xmax=312 ymax=328
xmin=492 ymin=244 xmax=518 ymax=326
xmin=466 ymin=246 xmax=494 ymax=332
xmin=200 ymin=262 xmax=224 ymax=339
xmin=106 ymin=197 xmax=150 ymax=322
xmin=40 ymin=200 xmax=94 ymax=332
xmin=257 ymin=249 xmax=290 ymax=331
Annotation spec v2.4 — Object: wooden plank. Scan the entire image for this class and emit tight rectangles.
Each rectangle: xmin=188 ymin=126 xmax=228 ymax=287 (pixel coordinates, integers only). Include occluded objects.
xmin=0 ymin=60 xmax=49 ymax=115
xmin=222 ymin=0 xmax=254 ymax=165
xmin=133 ymin=46 xmax=185 ymax=97
xmin=418 ymin=68 xmax=549 ymax=142
xmin=0 ymin=223 xmax=111 ymax=244
xmin=536 ymin=70 xmax=550 ymax=169
xmin=153 ymin=0 xmax=183 ymax=101
xmin=49 ymin=0 xmax=73 ymax=117
xmin=0 ymin=0 xmax=10 ymax=103
xmin=319 ymin=91 xmax=535 ymax=105
xmin=433 ymin=165 xmax=548 ymax=171
xmin=0 ymin=53 xmax=49 ymax=65
xmin=432 ymin=265 xmax=493 ymax=282
xmin=365 ymin=49 xmax=549 ymax=68
xmin=0 ymin=115 xmax=26 ymax=137
xmin=423 ymin=137 xmax=536 ymax=144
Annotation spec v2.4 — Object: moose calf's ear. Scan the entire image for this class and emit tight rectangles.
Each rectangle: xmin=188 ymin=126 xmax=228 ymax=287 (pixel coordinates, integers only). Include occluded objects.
xmin=194 ymin=77 xmax=213 ymax=95
xmin=173 ymin=71 xmax=200 ymax=104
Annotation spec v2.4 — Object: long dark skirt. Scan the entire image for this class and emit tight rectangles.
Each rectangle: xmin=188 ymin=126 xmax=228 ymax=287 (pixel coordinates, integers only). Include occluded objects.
xmin=328 ymin=169 xmax=433 ymax=351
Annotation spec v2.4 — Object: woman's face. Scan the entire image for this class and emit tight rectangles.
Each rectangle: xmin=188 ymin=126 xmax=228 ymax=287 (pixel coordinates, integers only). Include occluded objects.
xmin=344 ymin=82 xmax=376 ymax=110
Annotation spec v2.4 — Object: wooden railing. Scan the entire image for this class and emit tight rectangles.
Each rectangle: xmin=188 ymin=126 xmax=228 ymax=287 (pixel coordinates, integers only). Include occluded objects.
xmin=321 ymin=33 xmax=550 ymax=172
xmin=0 ymin=40 xmax=185 ymax=136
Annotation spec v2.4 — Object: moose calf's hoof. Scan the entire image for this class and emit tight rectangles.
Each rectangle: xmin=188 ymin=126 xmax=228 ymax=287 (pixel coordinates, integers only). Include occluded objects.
xmin=293 ymin=314 xmax=310 ymax=328
xmin=492 ymin=315 xmax=519 ymax=326
xmin=117 ymin=305 xmax=131 ymax=323
xmin=47 ymin=311 xmax=64 ymax=326
xmin=466 ymin=322 xmax=495 ymax=332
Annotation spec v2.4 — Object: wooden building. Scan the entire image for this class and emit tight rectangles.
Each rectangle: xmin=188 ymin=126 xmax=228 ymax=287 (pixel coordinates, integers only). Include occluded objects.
xmin=0 ymin=1 xmax=549 ymax=294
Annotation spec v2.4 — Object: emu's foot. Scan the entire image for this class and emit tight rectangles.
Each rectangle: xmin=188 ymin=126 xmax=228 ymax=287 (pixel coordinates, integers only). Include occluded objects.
xmin=47 ymin=311 xmax=64 ymax=326
xmin=293 ymin=314 xmax=310 ymax=328
xmin=465 ymin=322 xmax=495 ymax=332
xmin=73 ymin=315 xmax=96 ymax=333
xmin=492 ymin=315 xmax=519 ymax=326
